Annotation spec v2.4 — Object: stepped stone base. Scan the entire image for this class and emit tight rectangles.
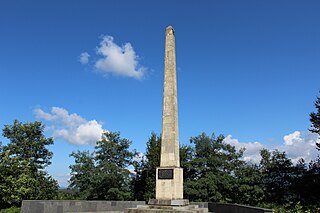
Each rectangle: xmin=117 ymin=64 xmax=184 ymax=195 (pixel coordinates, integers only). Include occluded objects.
xmin=125 ymin=202 xmax=208 ymax=213
xmin=148 ymin=199 xmax=189 ymax=206
xmin=125 ymin=205 xmax=208 ymax=213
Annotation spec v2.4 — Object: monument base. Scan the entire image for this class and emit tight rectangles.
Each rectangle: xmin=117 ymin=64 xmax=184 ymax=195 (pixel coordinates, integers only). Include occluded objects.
xmin=125 ymin=204 xmax=208 ymax=213
xmin=156 ymin=167 xmax=183 ymax=199
xmin=148 ymin=199 xmax=189 ymax=206
xmin=125 ymin=199 xmax=207 ymax=213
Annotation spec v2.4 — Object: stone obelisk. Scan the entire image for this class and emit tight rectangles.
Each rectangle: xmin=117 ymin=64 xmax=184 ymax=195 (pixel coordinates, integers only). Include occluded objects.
xmin=150 ymin=25 xmax=187 ymax=206
xmin=125 ymin=26 xmax=207 ymax=213
xmin=160 ymin=26 xmax=180 ymax=169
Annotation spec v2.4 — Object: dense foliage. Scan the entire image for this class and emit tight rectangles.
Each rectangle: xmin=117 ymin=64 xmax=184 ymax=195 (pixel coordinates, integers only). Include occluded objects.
xmin=310 ymin=94 xmax=320 ymax=150
xmin=0 ymin=120 xmax=58 ymax=209
xmin=131 ymin=132 xmax=320 ymax=211
xmin=0 ymin=207 xmax=20 ymax=213
xmin=132 ymin=132 xmax=161 ymax=201
xmin=183 ymin=133 xmax=245 ymax=203
xmin=68 ymin=131 xmax=136 ymax=200
xmin=2 ymin=93 xmax=320 ymax=212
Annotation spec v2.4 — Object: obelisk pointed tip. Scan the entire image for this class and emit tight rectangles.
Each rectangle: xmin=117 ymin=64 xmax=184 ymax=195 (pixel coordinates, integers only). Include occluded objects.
xmin=166 ymin=25 xmax=174 ymax=30
xmin=166 ymin=25 xmax=175 ymax=35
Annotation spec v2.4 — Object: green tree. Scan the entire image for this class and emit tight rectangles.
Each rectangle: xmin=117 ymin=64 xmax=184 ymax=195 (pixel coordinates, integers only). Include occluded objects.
xmin=310 ymin=95 xmax=320 ymax=150
xmin=131 ymin=155 xmax=148 ymax=200
xmin=69 ymin=131 xmax=136 ymax=200
xmin=0 ymin=120 xmax=58 ymax=208
xmin=69 ymin=151 xmax=97 ymax=199
xmin=2 ymin=120 xmax=54 ymax=170
xmin=180 ymin=144 xmax=194 ymax=185
xmin=304 ymin=93 xmax=320 ymax=209
xmin=232 ymin=163 xmax=264 ymax=206
xmin=304 ymin=158 xmax=320 ymax=208
xmin=292 ymin=158 xmax=320 ymax=209
xmin=259 ymin=149 xmax=294 ymax=205
xmin=289 ymin=158 xmax=307 ymax=204
xmin=183 ymin=132 xmax=245 ymax=203
xmin=95 ymin=131 xmax=135 ymax=200
xmin=132 ymin=132 xmax=161 ymax=200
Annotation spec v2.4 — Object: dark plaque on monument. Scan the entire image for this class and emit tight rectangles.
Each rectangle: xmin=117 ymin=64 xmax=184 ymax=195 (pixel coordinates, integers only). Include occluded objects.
xmin=158 ymin=169 xmax=174 ymax=179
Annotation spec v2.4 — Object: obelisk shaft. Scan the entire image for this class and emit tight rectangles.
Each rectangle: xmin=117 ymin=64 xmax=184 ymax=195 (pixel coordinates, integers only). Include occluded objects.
xmin=161 ymin=26 xmax=180 ymax=167
xmin=153 ymin=26 xmax=184 ymax=201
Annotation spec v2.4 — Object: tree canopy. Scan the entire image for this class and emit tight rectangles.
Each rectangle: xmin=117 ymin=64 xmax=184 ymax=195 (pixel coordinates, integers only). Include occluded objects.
xmin=310 ymin=94 xmax=320 ymax=150
xmin=132 ymin=132 xmax=161 ymax=200
xmin=69 ymin=131 xmax=136 ymax=200
xmin=0 ymin=120 xmax=58 ymax=209
xmin=131 ymin=131 xmax=319 ymax=210
xmin=1 ymin=119 xmax=319 ymax=211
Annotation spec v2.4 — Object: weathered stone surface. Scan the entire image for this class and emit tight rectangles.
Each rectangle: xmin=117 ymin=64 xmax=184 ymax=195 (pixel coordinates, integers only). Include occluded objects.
xmin=161 ymin=25 xmax=180 ymax=168
xmin=124 ymin=25 xmax=198 ymax=213
xmin=157 ymin=25 xmax=184 ymax=201
xmin=125 ymin=205 xmax=208 ymax=213
xmin=208 ymin=203 xmax=274 ymax=213
xmin=148 ymin=199 xmax=189 ymax=206
xmin=21 ymin=200 xmax=145 ymax=213
xmin=155 ymin=167 xmax=183 ymax=200
xmin=21 ymin=201 xmax=274 ymax=213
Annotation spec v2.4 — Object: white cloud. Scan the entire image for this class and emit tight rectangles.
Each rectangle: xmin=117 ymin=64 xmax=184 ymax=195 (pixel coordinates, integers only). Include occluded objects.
xmin=79 ymin=52 xmax=90 ymax=64
xmin=279 ymin=131 xmax=319 ymax=163
xmin=51 ymin=107 xmax=86 ymax=127
xmin=34 ymin=107 xmax=105 ymax=146
xmin=94 ymin=36 xmax=145 ymax=79
xmin=224 ymin=135 xmax=264 ymax=164
xmin=224 ymin=131 xmax=319 ymax=165
xmin=283 ymin=131 xmax=302 ymax=146
xmin=34 ymin=108 xmax=57 ymax=121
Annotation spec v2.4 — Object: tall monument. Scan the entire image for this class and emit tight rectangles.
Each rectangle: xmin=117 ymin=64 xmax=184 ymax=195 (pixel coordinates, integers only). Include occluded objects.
xmin=154 ymin=25 xmax=184 ymax=202
xmin=126 ymin=26 xmax=207 ymax=213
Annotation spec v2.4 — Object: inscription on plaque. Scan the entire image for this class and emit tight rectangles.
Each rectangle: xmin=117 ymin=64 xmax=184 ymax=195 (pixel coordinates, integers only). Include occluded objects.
xmin=158 ymin=169 xmax=174 ymax=179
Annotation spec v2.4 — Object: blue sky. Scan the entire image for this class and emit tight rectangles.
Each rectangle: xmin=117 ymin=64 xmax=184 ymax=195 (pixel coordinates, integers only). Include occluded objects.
xmin=1 ymin=0 xmax=320 ymax=187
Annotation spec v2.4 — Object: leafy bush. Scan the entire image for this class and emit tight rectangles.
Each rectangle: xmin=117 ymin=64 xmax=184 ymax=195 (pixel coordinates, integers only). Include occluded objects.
xmin=0 ymin=207 xmax=21 ymax=213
